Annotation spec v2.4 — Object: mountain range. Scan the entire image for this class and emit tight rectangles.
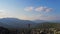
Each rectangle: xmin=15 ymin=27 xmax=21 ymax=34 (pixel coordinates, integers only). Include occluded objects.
xmin=0 ymin=18 xmax=37 ymax=29
xmin=0 ymin=18 xmax=60 ymax=29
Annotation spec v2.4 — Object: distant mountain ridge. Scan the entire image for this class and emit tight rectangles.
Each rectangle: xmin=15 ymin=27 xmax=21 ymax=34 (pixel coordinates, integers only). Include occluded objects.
xmin=0 ymin=18 xmax=60 ymax=29
xmin=0 ymin=18 xmax=37 ymax=29
xmin=32 ymin=20 xmax=48 ymax=23
xmin=33 ymin=20 xmax=60 ymax=23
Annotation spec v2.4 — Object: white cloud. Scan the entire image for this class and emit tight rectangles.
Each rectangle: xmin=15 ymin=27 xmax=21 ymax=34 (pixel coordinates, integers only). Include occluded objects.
xmin=44 ymin=8 xmax=53 ymax=12
xmin=0 ymin=11 xmax=11 ymax=18
xmin=35 ymin=6 xmax=53 ymax=12
xmin=0 ymin=10 xmax=4 ymax=11
xmin=0 ymin=10 xmax=4 ymax=13
xmin=24 ymin=6 xmax=53 ymax=12
xmin=24 ymin=6 xmax=34 ymax=11
xmin=35 ymin=6 xmax=45 ymax=12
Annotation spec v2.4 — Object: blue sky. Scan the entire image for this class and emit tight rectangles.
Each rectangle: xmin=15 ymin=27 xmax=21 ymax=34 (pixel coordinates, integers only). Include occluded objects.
xmin=0 ymin=0 xmax=60 ymax=20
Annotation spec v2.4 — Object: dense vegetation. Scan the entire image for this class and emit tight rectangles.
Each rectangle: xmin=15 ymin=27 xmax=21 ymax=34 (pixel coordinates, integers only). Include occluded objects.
xmin=0 ymin=22 xmax=60 ymax=34
xmin=35 ymin=22 xmax=60 ymax=29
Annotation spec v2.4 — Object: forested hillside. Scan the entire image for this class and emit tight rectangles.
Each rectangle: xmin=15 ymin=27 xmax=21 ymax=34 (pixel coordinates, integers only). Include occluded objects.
xmin=34 ymin=22 xmax=60 ymax=29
